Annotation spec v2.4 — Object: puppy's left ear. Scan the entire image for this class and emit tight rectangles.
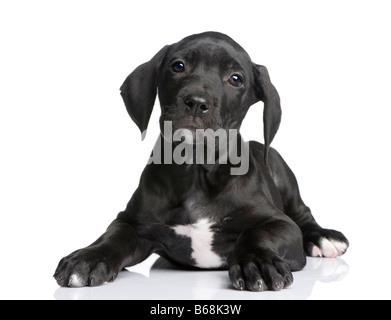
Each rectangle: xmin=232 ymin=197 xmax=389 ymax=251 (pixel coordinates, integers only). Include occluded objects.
xmin=120 ymin=45 xmax=169 ymax=139
xmin=253 ymin=64 xmax=282 ymax=165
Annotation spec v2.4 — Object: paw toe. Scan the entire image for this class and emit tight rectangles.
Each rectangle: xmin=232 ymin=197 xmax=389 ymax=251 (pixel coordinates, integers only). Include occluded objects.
xmin=311 ymin=245 xmax=323 ymax=257
xmin=330 ymin=239 xmax=348 ymax=255
xmin=242 ymin=262 xmax=267 ymax=291
xmin=228 ymin=265 xmax=245 ymax=290
xmin=68 ymin=273 xmax=87 ymax=287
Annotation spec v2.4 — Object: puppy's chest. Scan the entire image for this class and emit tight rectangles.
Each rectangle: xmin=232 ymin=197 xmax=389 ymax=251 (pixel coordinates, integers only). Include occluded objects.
xmin=164 ymin=198 xmax=227 ymax=268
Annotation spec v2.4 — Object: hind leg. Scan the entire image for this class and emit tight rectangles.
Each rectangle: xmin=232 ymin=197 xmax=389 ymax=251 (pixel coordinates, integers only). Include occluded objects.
xmin=268 ymin=148 xmax=349 ymax=258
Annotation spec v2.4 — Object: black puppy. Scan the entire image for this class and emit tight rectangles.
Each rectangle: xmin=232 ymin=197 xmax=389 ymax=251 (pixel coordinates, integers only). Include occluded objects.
xmin=54 ymin=32 xmax=348 ymax=291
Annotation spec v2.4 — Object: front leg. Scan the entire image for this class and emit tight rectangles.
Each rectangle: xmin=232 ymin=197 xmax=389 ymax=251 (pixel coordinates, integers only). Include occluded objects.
xmin=228 ymin=219 xmax=306 ymax=291
xmin=54 ymin=218 xmax=149 ymax=287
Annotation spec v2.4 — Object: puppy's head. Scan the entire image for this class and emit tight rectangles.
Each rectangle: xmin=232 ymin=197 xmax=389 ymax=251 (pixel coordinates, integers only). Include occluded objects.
xmin=120 ymin=32 xmax=281 ymax=164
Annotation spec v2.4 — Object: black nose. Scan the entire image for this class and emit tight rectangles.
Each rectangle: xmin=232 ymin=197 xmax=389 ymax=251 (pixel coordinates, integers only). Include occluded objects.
xmin=184 ymin=96 xmax=211 ymax=117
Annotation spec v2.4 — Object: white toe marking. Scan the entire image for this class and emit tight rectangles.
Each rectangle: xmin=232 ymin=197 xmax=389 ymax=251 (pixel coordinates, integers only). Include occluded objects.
xmin=69 ymin=273 xmax=84 ymax=287
xmin=172 ymin=218 xmax=223 ymax=268
xmin=312 ymin=245 xmax=322 ymax=257
xmin=330 ymin=240 xmax=348 ymax=255
xmin=312 ymin=238 xmax=348 ymax=258
xmin=320 ymin=238 xmax=338 ymax=258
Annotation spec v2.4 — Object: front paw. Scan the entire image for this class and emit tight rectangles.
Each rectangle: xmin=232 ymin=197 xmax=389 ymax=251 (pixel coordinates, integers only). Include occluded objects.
xmin=228 ymin=253 xmax=294 ymax=292
xmin=304 ymin=228 xmax=349 ymax=258
xmin=54 ymin=247 xmax=119 ymax=287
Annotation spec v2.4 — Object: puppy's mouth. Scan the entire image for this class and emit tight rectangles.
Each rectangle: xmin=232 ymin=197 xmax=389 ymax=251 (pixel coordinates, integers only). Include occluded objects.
xmin=181 ymin=120 xmax=204 ymax=131
xmin=159 ymin=115 xmax=209 ymax=145
xmin=161 ymin=113 xmax=206 ymax=131
xmin=172 ymin=121 xmax=204 ymax=144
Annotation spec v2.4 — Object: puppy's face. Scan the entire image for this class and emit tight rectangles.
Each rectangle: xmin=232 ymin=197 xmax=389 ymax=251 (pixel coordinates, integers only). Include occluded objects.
xmin=157 ymin=34 xmax=257 ymax=135
xmin=120 ymin=32 xmax=281 ymax=163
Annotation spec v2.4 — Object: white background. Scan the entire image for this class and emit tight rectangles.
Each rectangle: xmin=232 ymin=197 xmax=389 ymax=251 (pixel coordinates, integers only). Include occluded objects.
xmin=1 ymin=0 xmax=390 ymax=300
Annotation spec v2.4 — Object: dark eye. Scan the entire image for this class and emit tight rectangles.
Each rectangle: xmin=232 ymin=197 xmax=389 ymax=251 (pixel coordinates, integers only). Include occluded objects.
xmin=228 ymin=74 xmax=244 ymax=87
xmin=172 ymin=61 xmax=185 ymax=72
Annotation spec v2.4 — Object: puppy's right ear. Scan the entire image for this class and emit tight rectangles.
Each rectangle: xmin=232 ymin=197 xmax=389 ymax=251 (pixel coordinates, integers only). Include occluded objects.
xmin=120 ymin=45 xmax=169 ymax=139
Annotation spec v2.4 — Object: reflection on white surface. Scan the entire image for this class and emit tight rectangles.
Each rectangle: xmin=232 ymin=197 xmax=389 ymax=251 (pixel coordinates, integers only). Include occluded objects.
xmin=54 ymin=255 xmax=349 ymax=300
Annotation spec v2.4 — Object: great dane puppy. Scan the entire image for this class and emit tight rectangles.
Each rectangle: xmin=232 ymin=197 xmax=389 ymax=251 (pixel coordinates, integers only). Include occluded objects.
xmin=54 ymin=32 xmax=349 ymax=291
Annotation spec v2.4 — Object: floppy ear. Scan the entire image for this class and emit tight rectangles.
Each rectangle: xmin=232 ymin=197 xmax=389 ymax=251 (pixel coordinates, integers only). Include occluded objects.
xmin=120 ymin=45 xmax=169 ymax=139
xmin=253 ymin=64 xmax=282 ymax=165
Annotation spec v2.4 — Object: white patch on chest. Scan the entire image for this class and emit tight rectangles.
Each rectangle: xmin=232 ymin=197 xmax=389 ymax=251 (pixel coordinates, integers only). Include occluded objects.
xmin=172 ymin=218 xmax=224 ymax=268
